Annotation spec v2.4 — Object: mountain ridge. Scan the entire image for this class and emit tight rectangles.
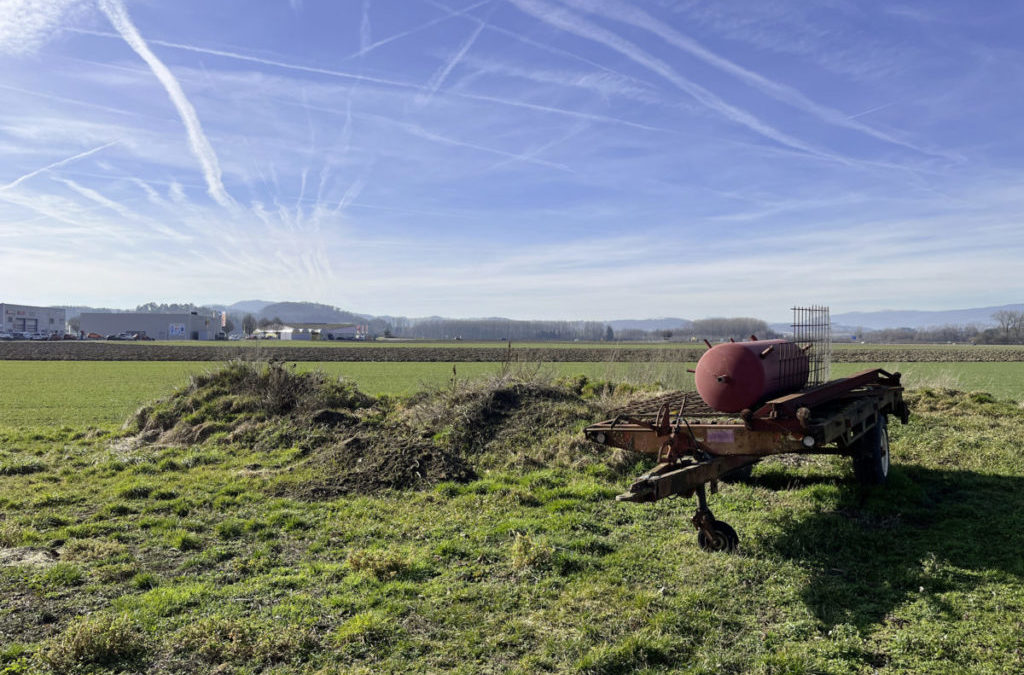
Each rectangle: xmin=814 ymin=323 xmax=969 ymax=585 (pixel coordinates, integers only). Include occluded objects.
xmin=50 ymin=301 xmax=1022 ymax=332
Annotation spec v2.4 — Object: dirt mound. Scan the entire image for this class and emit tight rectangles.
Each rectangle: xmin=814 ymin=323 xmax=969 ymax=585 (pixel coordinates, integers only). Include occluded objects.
xmin=124 ymin=362 xmax=621 ymax=498
xmin=284 ymin=434 xmax=475 ymax=499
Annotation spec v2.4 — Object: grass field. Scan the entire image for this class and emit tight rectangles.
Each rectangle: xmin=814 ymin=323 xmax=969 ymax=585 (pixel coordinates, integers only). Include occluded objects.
xmin=67 ymin=339 xmax=1024 ymax=350
xmin=1 ymin=360 xmax=1023 ymax=429
xmin=0 ymin=364 xmax=1022 ymax=673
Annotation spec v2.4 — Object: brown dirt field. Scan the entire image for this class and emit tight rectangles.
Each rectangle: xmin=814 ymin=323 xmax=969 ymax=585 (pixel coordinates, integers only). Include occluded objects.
xmin=2 ymin=341 xmax=1024 ymax=362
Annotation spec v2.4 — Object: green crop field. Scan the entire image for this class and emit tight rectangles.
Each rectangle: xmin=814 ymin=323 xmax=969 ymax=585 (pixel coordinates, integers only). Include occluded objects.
xmin=71 ymin=339 xmax=1023 ymax=351
xmin=2 ymin=360 xmax=1024 ymax=429
xmin=0 ymin=360 xmax=1022 ymax=673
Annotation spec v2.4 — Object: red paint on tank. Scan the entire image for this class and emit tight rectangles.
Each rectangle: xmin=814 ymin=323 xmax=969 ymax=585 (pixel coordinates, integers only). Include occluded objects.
xmin=694 ymin=339 xmax=809 ymax=413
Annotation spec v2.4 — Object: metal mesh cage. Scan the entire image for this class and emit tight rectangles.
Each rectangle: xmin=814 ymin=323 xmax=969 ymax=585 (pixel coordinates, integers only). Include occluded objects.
xmin=792 ymin=305 xmax=831 ymax=387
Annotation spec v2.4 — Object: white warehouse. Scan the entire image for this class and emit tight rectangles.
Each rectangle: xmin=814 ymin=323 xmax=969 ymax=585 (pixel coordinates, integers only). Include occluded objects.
xmin=80 ymin=312 xmax=220 ymax=340
xmin=1 ymin=303 xmax=66 ymax=335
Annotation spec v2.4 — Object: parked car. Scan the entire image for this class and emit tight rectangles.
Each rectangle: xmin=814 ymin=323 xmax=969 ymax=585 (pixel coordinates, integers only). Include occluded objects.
xmin=86 ymin=332 xmax=104 ymax=339
xmin=0 ymin=331 xmax=13 ymax=340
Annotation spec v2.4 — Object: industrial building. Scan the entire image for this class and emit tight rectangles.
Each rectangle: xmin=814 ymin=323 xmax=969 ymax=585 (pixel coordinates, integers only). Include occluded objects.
xmin=252 ymin=323 xmax=365 ymax=340
xmin=1 ymin=303 xmax=66 ymax=335
xmin=80 ymin=311 xmax=220 ymax=340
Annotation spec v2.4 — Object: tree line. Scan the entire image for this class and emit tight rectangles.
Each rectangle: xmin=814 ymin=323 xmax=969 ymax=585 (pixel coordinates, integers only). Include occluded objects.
xmin=392 ymin=319 xmax=609 ymax=341
xmin=856 ymin=311 xmax=1024 ymax=344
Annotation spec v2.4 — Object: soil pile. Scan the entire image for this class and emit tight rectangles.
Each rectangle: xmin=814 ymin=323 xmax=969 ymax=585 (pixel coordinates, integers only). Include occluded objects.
xmin=124 ymin=362 xmax=621 ymax=498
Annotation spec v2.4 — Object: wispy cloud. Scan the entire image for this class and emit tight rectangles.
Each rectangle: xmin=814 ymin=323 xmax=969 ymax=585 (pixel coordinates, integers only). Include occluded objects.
xmin=55 ymin=177 xmax=136 ymax=219
xmin=560 ymin=0 xmax=940 ymax=157
xmin=507 ymin=0 xmax=845 ymax=162
xmin=359 ymin=0 xmax=371 ymax=52
xmin=418 ymin=11 xmax=488 ymax=106
xmin=353 ymin=110 xmax=574 ymax=171
xmin=484 ymin=122 xmax=587 ymax=172
xmin=131 ymin=177 xmax=170 ymax=208
xmin=333 ymin=177 xmax=366 ymax=213
xmin=0 ymin=82 xmax=152 ymax=119
xmin=344 ymin=0 xmax=490 ymax=60
xmin=97 ymin=0 xmax=234 ymax=208
xmin=0 ymin=140 xmax=118 ymax=191
xmin=456 ymin=55 xmax=656 ymax=102
xmin=0 ymin=0 xmax=86 ymax=55
xmin=71 ymin=27 xmax=666 ymax=133
xmin=426 ymin=0 xmax=650 ymax=87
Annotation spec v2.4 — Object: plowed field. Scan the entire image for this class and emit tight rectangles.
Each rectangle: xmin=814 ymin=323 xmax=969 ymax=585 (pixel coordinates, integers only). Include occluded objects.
xmin=2 ymin=341 xmax=1023 ymax=362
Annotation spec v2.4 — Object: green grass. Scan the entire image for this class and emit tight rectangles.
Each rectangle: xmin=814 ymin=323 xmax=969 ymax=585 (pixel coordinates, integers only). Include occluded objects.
xmin=0 ymin=382 xmax=1022 ymax=673
xmin=2 ymin=360 xmax=1024 ymax=429
xmin=78 ymin=339 xmax=1024 ymax=352
xmin=88 ymin=339 xmax=652 ymax=349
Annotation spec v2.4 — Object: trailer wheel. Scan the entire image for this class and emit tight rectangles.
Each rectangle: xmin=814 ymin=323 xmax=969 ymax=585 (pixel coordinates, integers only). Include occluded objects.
xmin=852 ymin=416 xmax=889 ymax=485
xmin=697 ymin=521 xmax=739 ymax=553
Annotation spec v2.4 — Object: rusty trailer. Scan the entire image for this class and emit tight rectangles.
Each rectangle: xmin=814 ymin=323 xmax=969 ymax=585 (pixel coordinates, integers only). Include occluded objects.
xmin=584 ymin=368 xmax=909 ymax=552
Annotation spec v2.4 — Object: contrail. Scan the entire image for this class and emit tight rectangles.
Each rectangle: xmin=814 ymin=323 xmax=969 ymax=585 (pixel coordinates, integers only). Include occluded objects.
xmin=333 ymin=177 xmax=367 ymax=214
xmin=0 ymin=82 xmax=151 ymax=119
xmin=313 ymin=105 xmax=574 ymax=171
xmin=0 ymin=140 xmax=118 ymax=191
xmin=346 ymin=0 xmax=490 ymax=60
xmin=418 ymin=15 xmax=487 ymax=106
xmin=360 ymin=0 xmax=371 ymax=52
xmin=561 ymin=0 xmax=937 ymax=157
xmin=70 ymin=27 xmax=667 ymax=133
xmin=426 ymin=0 xmax=655 ymax=89
xmin=98 ymin=0 xmax=234 ymax=208
xmin=56 ymin=177 xmax=136 ymax=219
xmin=509 ymin=0 xmax=843 ymax=162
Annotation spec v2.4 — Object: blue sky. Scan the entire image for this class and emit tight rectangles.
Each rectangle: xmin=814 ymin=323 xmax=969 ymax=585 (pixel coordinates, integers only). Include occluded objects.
xmin=1 ymin=0 xmax=1022 ymax=321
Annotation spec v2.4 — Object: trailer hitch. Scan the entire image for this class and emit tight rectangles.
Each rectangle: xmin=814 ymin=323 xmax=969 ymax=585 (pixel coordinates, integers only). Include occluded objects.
xmin=615 ymin=455 xmax=758 ymax=503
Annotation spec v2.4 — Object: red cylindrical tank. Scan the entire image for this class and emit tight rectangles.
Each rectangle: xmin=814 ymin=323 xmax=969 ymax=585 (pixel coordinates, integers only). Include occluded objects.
xmin=694 ymin=339 xmax=809 ymax=413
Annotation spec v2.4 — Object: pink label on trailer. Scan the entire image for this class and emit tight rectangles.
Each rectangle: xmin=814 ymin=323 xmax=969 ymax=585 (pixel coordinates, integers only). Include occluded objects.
xmin=706 ymin=429 xmax=735 ymax=444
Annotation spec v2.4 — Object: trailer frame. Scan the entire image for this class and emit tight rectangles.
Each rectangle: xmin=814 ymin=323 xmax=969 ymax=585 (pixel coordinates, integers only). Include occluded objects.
xmin=584 ymin=368 xmax=909 ymax=551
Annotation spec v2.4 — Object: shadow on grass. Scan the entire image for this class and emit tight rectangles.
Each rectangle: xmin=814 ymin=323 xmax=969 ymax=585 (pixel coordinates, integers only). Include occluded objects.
xmin=746 ymin=465 xmax=843 ymax=491
xmin=763 ymin=465 xmax=1024 ymax=629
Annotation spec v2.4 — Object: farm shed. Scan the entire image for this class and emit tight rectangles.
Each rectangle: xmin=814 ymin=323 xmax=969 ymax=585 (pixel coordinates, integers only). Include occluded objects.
xmin=1 ymin=303 xmax=66 ymax=335
xmin=80 ymin=311 xmax=219 ymax=340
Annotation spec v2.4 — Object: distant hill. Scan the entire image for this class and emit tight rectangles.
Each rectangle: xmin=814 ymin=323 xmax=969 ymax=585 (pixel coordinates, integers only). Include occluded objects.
xmin=47 ymin=300 xmax=1024 ymax=336
xmin=607 ymin=318 xmax=692 ymax=332
xmin=832 ymin=304 xmax=1023 ymax=330
xmin=227 ymin=300 xmax=276 ymax=314
xmin=256 ymin=302 xmax=363 ymax=324
xmin=255 ymin=302 xmax=390 ymax=333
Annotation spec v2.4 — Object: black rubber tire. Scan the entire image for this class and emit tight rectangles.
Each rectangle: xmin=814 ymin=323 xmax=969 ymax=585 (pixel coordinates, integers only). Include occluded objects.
xmin=697 ymin=521 xmax=739 ymax=553
xmin=852 ymin=416 xmax=890 ymax=486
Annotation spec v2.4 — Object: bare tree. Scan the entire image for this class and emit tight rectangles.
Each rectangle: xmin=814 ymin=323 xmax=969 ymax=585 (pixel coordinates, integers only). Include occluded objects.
xmin=993 ymin=310 xmax=1014 ymax=337
xmin=992 ymin=310 xmax=1024 ymax=339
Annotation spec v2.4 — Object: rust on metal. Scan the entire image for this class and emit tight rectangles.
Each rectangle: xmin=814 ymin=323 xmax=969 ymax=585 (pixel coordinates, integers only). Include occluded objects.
xmin=586 ymin=361 xmax=909 ymax=552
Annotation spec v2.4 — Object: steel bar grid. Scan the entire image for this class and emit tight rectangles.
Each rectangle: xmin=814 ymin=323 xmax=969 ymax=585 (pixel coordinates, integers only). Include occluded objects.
xmin=604 ymin=391 xmax=724 ymax=421
xmin=792 ymin=305 xmax=832 ymax=387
